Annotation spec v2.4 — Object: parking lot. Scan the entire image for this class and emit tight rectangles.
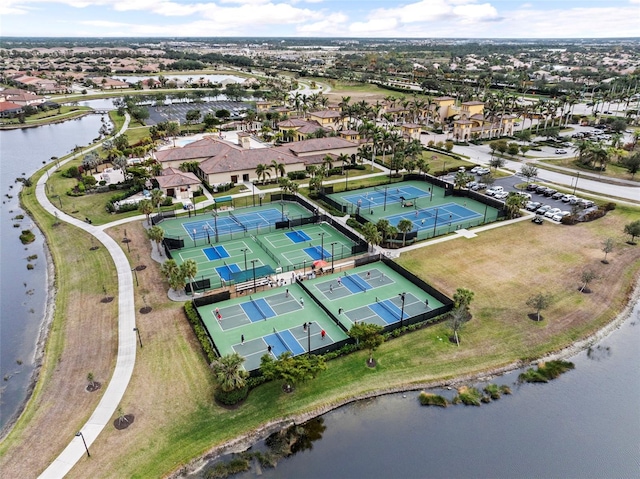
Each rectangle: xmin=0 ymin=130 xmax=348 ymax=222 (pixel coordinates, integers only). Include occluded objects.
xmin=146 ymin=100 xmax=254 ymax=125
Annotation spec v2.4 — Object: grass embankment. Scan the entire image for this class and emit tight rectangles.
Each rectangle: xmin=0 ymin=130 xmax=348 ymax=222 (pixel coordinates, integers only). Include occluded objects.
xmin=540 ymin=157 xmax=639 ymax=183
xmin=0 ymin=171 xmax=119 ymax=476
xmin=64 ymin=205 xmax=640 ymax=478
xmin=0 ymin=106 xmax=92 ymax=128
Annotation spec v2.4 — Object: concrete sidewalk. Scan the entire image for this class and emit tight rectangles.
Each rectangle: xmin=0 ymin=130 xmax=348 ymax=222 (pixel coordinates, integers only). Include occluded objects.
xmin=38 ymin=115 xmax=139 ymax=479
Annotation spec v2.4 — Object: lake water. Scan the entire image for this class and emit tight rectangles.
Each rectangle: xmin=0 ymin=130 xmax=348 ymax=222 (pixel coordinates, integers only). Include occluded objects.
xmin=0 ymin=115 xmax=104 ymax=431
xmin=200 ymin=300 xmax=640 ymax=479
xmin=112 ymin=74 xmax=246 ymax=84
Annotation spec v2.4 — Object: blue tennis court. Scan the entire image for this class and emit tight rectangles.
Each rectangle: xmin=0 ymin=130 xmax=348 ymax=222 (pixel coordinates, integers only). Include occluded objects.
xmin=342 ymin=185 xmax=430 ymax=208
xmin=240 ymin=297 xmax=277 ymax=322
xmin=370 ymin=299 xmax=408 ymax=324
xmin=386 ymin=202 xmax=482 ymax=231
xmin=342 ymin=273 xmax=372 ymax=293
xmin=203 ymin=245 xmax=230 ymax=260
xmin=265 ymin=330 xmax=306 ymax=356
xmin=215 ymin=263 xmax=241 ymax=281
xmin=285 ymin=230 xmax=312 ymax=244
xmin=304 ymin=245 xmax=332 ymax=260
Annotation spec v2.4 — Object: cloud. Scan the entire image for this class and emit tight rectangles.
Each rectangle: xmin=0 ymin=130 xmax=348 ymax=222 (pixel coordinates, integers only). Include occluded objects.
xmin=296 ymin=12 xmax=347 ymax=34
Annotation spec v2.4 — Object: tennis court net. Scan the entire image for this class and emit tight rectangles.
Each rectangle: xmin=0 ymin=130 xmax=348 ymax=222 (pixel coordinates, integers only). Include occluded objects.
xmin=374 ymin=185 xmax=406 ymax=203
xmin=274 ymin=330 xmax=291 ymax=353
xmin=344 ymin=274 xmax=368 ymax=293
xmin=228 ymin=211 xmax=247 ymax=232
xmin=249 ymin=295 xmax=267 ymax=320
xmin=376 ymin=298 xmax=402 ymax=320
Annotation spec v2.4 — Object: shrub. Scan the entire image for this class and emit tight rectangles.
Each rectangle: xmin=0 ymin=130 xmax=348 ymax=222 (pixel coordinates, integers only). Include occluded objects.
xmin=346 ymin=218 xmax=361 ymax=229
xmin=452 ymin=386 xmax=482 ymax=406
xmin=214 ymin=385 xmax=249 ymax=405
xmin=483 ymin=383 xmax=501 ymax=400
xmin=19 ymin=230 xmax=35 ymax=244
xmin=287 ymin=170 xmax=307 ymax=180
xmin=62 ymin=166 xmax=79 ymax=178
xmin=518 ymin=360 xmax=575 ymax=383
xmin=184 ymin=302 xmax=217 ymax=362
xmin=418 ymin=391 xmax=448 ymax=407
xmin=603 ymin=202 xmax=616 ymax=211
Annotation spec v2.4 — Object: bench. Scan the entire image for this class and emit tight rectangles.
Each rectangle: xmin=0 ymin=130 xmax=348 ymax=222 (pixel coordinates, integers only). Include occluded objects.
xmin=235 ymin=277 xmax=270 ymax=294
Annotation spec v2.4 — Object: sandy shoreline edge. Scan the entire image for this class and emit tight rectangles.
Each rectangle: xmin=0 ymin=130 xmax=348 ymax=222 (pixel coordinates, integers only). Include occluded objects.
xmin=169 ymin=276 xmax=640 ymax=478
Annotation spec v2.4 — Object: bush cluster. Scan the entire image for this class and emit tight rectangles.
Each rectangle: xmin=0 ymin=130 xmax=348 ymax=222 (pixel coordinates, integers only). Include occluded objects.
xmin=287 ymin=170 xmax=307 ymax=180
xmin=184 ymin=302 xmax=217 ymax=362
xmin=214 ymin=384 xmax=249 ymax=405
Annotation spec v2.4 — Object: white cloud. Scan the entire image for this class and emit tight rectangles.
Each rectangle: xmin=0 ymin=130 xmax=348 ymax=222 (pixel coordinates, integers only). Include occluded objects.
xmin=349 ymin=17 xmax=399 ymax=34
xmin=296 ymin=12 xmax=347 ymax=34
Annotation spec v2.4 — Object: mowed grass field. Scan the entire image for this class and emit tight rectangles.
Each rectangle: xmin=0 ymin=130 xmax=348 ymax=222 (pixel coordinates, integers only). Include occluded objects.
xmin=3 ymin=166 xmax=639 ymax=478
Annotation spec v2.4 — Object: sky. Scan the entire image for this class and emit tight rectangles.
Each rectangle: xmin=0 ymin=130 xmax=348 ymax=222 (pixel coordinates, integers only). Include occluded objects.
xmin=1 ymin=0 xmax=639 ymax=39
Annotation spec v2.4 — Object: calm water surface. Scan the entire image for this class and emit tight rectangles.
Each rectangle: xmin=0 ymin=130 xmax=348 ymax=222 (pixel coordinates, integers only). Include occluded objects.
xmin=210 ymin=303 xmax=640 ymax=479
xmin=0 ymin=115 xmax=103 ymax=430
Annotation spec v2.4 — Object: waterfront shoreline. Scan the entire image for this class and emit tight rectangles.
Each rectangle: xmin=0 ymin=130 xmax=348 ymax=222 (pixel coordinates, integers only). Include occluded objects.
xmin=0 ymin=235 xmax=57 ymax=440
xmin=169 ymin=276 xmax=640 ymax=479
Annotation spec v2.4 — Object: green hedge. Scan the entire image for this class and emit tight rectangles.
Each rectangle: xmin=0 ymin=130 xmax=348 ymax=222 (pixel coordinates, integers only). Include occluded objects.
xmin=184 ymin=301 xmax=217 ymax=362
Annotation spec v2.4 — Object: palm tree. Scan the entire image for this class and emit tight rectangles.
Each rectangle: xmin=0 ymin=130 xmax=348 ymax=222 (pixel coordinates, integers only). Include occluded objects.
xmin=376 ymin=219 xmax=391 ymax=246
xmin=113 ymin=155 xmax=128 ymax=178
xmin=81 ymin=151 xmax=100 ymax=174
xmin=181 ymin=259 xmax=198 ymax=296
xmin=397 ymin=219 xmax=413 ymax=246
xmin=150 ymin=188 xmax=164 ymax=214
xmin=138 ymin=199 xmax=153 ymax=225
xmin=160 ymin=259 xmax=182 ymax=290
xmin=361 ymin=222 xmax=381 ymax=252
xmin=322 ymin=155 xmax=334 ymax=171
xmin=505 ymin=192 xmax=527 ymax=219
xmin=166 ymin=121 xmax=180 ymax=147
xmin=147 ymin=225 xmax=165 ymax=255
xmin=270 ymin=159 xmax=286 ymax=178
xmin=255 ymin=163 xmax=271 ymax=184
xmin=210 ymin=353 xmax=248 ymax=392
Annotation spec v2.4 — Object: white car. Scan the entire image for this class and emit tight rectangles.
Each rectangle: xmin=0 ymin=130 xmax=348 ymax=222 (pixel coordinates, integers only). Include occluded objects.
xmin=470 ymin=166 xmax=482 ymax=173
xmin=494 ymin=191 xmax=509 ymax=200
xmin=476 ymin=168 xmax=491 ymax=175
xmin=485 ymin=186 xmax=504 ymax=196
xmin=555 ymin=149 xmax=567 ymax=154
xmin=544 ymin=207 xmax=562 ymax=218
xmin=552 ymin=211 xmax=571 ymax=222
xmin=561 ymin=194 xmax=576 ymax=203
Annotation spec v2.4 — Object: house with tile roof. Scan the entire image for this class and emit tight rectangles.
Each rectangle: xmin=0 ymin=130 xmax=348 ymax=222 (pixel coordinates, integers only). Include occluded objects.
xmin=153 ymin=167 xmax=201 ymax=201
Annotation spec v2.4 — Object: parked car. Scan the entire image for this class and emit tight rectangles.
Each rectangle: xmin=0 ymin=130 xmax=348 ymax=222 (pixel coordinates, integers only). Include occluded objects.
xmin=544 ymin=207 xmax=562 ymax=218
xmin=569 ymin=197 xmax=581 ymax=205
xmin=526 ymin=183 xmax=539 ymax=191
xmin=555 ymin=149 xmax=567 ymax=154
xmin=536 ymin=205 xmax=552 ymax=215
xmin=562 ymin=194 xmax=576 ymax=203
xmin=551 ymin=192 xmax=565 ymax=200
xmin=470 ymin=166 xmax=482 ymax=173
xmin=476 ymin=167 xmax=491 ymax=175
xmin=579 ymin=199 xmax=595 ymax=208
xmin=466 ymin=181 xmax=478 ymax=189
xmin=526 ymin=201 xmax=542 ymax=211
xmin=471 ymin=182 xmax=487 ymax=191
xmin=494 ymin=191 xmax=509 ymax=200
xmin=536 ymin=185 xmax=550 ymax=194
xmin=518 ymin=192 xmax=532 ymax=200
xmin=543 ymin=189 xmax=558 ymax=197
xmin=485 ymin=186 xmax=504 ymax=196
xmin=552 ymin=211 xmax=571 ymax=222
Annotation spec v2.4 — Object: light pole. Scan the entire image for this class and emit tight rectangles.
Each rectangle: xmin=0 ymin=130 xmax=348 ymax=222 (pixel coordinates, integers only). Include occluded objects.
xmin=280 ymin=200 xmax=284 ymax=221
xmin=252 ymin=181 xmax=255 ymax=207
xmin=432 ymin=207 xmax=439 ymax=237
xmin=429 ymin=186 xmax=432 ymax=202
xmin=192 ymin=229 xmax=196 ymax=247
xmin=131 ymin=267 xmax=139 ymax=287
xmin=204 ymin=224 xmax=210 ymax=244
xmin=572 ymin=171 xmax=580 ymax=195
xmin=318 ymin=232 xmax=326 ymax=260
xmin=442 ymin=161 xmax=446 ymax=176
xmin=241 ymin=248 xmax=248 ymax=270
xmin=250 ymin=259 xmax=258 ymax=292
xmin=398 ymin=292 xmax=406 ymax=328
xmin=212 ymin=209 xmax=219 ymax=243
xmin=330 ymin=242 xmax=337 ymax=273
xmin=307 ymin=321 xmax=312 ymax=356
xmin=345 ymin=167 xmax=349 ymax=191
xmin=303 ymin=259 xmax=306 ymax=275
xmin=76 ymin=431 xmax=90 ymax=457
xmin=383 ymin=186 xmax=388 ymax=211
xmin=133 ymin=327 xmax=143 ymax=348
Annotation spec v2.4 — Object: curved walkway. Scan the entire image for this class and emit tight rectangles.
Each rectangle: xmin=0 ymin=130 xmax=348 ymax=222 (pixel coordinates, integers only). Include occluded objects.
xmin=38 ymin=115 xmax=137 ymax=479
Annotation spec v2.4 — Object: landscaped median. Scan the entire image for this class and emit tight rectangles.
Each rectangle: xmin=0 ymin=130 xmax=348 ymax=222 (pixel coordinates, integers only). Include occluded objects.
xmin=1 ymin=158 xmax=639 ymax=478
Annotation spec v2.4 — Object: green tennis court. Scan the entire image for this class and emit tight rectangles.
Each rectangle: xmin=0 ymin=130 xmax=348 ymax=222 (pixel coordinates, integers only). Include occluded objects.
xmin=327 ymin=179 xmax=500 ymax=240
xmin=196 ymin=261 xmax=444 ymax=372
